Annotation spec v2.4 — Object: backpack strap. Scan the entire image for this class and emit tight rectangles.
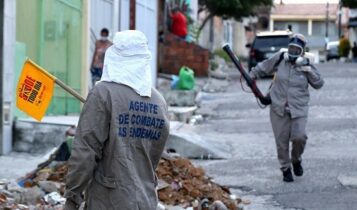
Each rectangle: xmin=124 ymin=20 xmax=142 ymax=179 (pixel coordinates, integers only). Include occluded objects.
xmin=268 ymin=52 xmax=285 ymax=92
xmin=273 ymin=51 xmax=285 ymax=70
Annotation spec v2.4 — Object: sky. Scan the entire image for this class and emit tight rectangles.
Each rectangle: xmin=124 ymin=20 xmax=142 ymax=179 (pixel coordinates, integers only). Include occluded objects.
xmin=274 ymin=0 xmax=339 ymax=4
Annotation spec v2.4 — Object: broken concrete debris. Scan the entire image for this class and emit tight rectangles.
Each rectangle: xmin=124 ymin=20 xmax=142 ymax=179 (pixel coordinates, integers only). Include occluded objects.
xmin=0 ymin=156 xmax=246 ymax=210
xmin=156 ymin=156 xmax=242 ymax=209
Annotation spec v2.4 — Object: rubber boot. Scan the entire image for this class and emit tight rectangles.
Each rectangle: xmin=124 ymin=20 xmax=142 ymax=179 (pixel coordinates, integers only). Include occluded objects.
xmin=293 ymin=161 xmax=303 ymax=176
xmin=282 ymin=168 xmax=294 ymax=182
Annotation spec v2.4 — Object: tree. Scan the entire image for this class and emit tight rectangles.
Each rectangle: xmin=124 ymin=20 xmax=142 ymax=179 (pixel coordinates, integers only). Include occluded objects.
xmin=197 ymin=0 xmax=273 ymax=37
xmin=342 ymin=0 xmax=357 ymax=8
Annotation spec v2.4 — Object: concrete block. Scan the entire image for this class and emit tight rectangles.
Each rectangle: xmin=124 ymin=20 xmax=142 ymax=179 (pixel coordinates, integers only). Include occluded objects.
xmin=163 ymin=90 xmax=197 ymax=106
xmin=167 ymin=122 xmax=230 ymax=159
xmin=168 ymin=106 xmax=197 ymax=122
xmin=13 ymin=118 xmax=77 ymax=154
xmin=38 ymin=181 xmax=61 ymax=193
xmin=21 ymin=186 xmax=44 ymax=205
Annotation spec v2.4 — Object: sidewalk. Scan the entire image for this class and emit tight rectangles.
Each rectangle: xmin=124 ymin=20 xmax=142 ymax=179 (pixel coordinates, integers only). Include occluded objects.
xmin=0 ymin=151 xmax=53 ymax=180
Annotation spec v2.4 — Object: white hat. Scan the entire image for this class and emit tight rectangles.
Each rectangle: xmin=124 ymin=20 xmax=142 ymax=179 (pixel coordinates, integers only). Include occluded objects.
xmin=100 ymin=30 xmax=152 ymax=97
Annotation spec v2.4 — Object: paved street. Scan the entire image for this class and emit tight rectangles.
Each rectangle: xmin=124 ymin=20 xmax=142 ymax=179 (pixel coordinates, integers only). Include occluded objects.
xmin=194 ymin=63 xmax=357 ymax=210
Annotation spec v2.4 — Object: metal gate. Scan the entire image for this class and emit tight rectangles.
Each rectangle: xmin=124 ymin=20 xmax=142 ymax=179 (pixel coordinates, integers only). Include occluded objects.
xmin=16 ymin=0 xmax=83 ymax=116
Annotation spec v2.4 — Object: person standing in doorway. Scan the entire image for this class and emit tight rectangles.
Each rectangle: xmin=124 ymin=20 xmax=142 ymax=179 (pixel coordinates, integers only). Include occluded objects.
xmin=90 ymin=28 xmax=112 ymax=86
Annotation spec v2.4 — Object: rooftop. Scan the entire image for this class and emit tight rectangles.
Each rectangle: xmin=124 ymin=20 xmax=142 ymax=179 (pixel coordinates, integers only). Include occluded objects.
xmin=271 ymin=3 xmax=338 ymax=20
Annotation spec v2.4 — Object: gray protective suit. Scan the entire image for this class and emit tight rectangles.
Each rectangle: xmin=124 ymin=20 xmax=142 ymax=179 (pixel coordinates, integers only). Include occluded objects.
xmin=64 ymin=82 xmax=170 ymax=210
xmin=250 ymin=52 xmax=324 ymax=170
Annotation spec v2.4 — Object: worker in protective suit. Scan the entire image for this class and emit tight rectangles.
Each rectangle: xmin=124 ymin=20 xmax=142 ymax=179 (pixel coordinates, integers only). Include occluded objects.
xmin=64 ymin=30 xmax=170 ymax=209
xmin=249 ymin=34 xmax=324 ymax=182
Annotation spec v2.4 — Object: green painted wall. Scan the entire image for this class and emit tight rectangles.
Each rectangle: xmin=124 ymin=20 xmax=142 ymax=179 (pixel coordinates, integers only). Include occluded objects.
xmin=14 ymin=42 xmax=28 ymax=119
xmin=16 ymin=0 xmax=83 ymax=117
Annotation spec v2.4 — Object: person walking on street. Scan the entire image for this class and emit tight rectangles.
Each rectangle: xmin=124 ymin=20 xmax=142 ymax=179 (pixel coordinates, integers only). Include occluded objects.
xmin=249 ymin=34 xmax=324 ymax=182
xmin=64 ymin=30 xmax=170 ymax=210
xmin=90 ymin=28 xmax=112 ymax=86
xmin=352 ymin=42 xmax=357 ymax=63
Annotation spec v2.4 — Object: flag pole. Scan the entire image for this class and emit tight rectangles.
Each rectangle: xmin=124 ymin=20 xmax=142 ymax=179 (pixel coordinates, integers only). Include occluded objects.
xmin=54 ymin=79 xmax=86 ymax=103
xmin=27 ymin=58 xmax=86 ymax=103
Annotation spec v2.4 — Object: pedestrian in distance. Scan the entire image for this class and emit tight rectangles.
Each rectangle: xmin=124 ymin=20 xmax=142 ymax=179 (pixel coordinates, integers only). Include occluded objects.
xmin=169 ymin=7 xmax=188 ymax=39
xmin=352 ymin=42 xmax=357 ymax=63
xmin=64 ymin=30 xmax=170 ymax=210
xmin=249 ymin=34 xmax=324 ymax=182
xmin=90 ymin=28 xmax=112 ymax=87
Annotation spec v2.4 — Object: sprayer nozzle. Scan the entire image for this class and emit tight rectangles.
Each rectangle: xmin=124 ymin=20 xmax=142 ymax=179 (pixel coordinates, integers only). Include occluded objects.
xmin=222 ymin=43 xmax=230 ymax=50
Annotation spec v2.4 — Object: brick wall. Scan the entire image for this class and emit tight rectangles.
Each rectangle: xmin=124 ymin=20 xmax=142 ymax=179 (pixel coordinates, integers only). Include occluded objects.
xmin=160 ymin=33 xmax=210 ymax=77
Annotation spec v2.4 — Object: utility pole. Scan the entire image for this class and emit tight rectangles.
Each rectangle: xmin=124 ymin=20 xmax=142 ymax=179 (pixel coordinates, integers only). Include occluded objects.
xmin=325 ymin=2 xmax=329 ymax=39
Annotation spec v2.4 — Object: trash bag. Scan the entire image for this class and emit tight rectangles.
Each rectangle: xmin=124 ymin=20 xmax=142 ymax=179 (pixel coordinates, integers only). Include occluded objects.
xmin=178 ymin=66 xmax=195 ymax=90
xmin=170 ymin=75 xmax=180 ymax=89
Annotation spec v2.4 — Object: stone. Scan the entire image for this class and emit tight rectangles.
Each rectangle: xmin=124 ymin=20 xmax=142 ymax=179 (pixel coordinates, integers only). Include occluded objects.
xmin=38 ymin=181 xmax=61 ymax=193
xmin=0 ymin=189 xmax=13 ymax=198
xmin=43 ymin=192 xmax=66 ymax=205
xmin=16 ymin=204 xmax=29 ymax=209
xmin=21 ymin=186 xmax=44 ymax=205
xmin=6 ymin=197 xmax=15 ymax=205
xmin=209 ymin=200 xmax=228 ymax=210
xmin=157 ymin=179 xmax=170 ymax=191
xmin=157 ymin=202 xmax=166 ymax=210
xmin=6 ymin=181 xmax=24 ymax=193
xmin=188 ymin=115 xmax=204 ymax=125
xmin=165 ymin=205 xmax=185 ymax=210
xmin=0 ymin=193 xmax=6 ymax=203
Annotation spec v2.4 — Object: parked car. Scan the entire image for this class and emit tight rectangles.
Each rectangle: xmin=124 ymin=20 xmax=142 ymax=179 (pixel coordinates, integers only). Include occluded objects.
xmin=325 ymin=41 xmax=340 ymax=61
xmin=247 ymin=30 xmax=292 ymax=70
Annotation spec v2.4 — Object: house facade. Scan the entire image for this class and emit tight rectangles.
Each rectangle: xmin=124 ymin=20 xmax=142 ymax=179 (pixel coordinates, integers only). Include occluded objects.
xmin=270 ymin=3 xmax=339 ymax=62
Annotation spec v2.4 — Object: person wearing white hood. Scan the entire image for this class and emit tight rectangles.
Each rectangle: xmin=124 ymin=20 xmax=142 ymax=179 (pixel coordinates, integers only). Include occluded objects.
xmin=64 ymin=30 xmax=170 ymax=210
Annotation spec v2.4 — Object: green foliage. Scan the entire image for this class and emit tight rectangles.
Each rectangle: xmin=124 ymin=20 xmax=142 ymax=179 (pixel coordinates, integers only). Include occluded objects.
xmin=168 ymin=0 xmax=193 ymax=24
xmin=339 ymin=37 xmax=351 ymax=57
xmin=342 ymin=0 xmax=357 ymax=8
xmin=214 ymin=49 xmax=232 ymax=63
xmin=189 ymin=23 xmax=200 ymax=42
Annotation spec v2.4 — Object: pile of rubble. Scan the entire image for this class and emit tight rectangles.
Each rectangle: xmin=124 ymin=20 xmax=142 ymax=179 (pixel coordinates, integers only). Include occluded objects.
xmin=0 ymin=162 xmax=68 ymax=210
xmin=157 ymin=156 xmax=241 ymax=209
xmin=0 ymin=155 xmax=245 ymax=210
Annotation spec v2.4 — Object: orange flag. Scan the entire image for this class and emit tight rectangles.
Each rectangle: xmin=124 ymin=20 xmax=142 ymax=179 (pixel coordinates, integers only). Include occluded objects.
xmin=16 ymin=59 xmax=55 ymax=121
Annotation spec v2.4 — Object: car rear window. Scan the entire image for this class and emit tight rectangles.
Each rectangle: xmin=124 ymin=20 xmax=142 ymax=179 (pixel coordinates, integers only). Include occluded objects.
xmin=254 ymin=36 xmax=290 ymax=49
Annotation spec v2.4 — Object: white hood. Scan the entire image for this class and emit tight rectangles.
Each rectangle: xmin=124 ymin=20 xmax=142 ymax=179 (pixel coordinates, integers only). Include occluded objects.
xmin=100 ymin=30 xmax=152 ymax=97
